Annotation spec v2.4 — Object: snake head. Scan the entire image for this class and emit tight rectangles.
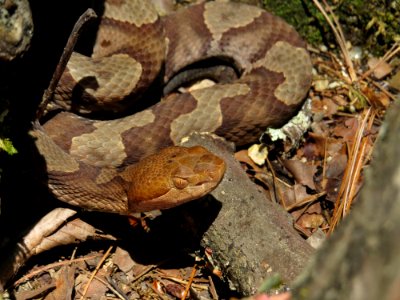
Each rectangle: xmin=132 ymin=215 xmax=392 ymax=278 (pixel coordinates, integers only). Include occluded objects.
xmin=124 ymin=146 xmax=226 ymax=213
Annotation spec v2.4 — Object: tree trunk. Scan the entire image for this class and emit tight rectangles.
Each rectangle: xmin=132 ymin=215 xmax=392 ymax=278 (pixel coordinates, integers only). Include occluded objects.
xmin=291 ymin=102 xmax=400 ymax=300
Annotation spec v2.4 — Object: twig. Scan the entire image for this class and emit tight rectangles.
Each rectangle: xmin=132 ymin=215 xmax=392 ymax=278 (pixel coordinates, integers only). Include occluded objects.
xmin=360 ymin=42 xmax=400 ymax=80
xmin=154 ymin=271 xmax=208 ymax=290
xmin=13 ymin=253 xmax=103 ymax=287
xmin=265 ymin=155 xmax=284 ymax=206
xmin=366 ymin=77 xmax=396 ymax=101
xmin=208 ymin=275 xmax=219 ymax=300
xmin=131 ymin=264 xmax=157 ymax=282
xmin=344 ymin=109 xmax=376 ymax=214
xmin=79 ymin=246 xmax=113 ymax=300
xmin=329 ymin=108 xmax=374 ymax=234
xmin=36 ymin=8 xmax=97 ymax=119
xmin=181 ymin=264 xmax=197 ymax=300
xmin=97 ymin=275 xmax=128 ymax=300
xmin=286 ymin=191 xmax=327 ymax=212
xmin=342 ymin=108 xmax=372 ymax=216
xmin=312 ymin=0 xmax=357 ymax=83
xmin=70 ymin=247 xmax=78 ymax=261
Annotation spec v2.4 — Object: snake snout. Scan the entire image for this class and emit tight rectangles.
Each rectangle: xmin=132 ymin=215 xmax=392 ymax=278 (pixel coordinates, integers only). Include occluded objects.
xmin=191 ymin=153 xmax=226 ymax=186
xmin=172 ymin=146 xmax=226 ymax=186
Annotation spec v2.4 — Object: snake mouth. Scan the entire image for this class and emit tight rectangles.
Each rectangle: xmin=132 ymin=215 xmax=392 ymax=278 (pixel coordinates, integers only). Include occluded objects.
xmin=127 ymin=179 xmax=224 ymax=213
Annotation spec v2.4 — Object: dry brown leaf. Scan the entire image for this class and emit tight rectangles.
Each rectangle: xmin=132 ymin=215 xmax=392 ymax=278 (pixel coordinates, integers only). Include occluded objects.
xmin=291 ymin=201 xmax=322 ymax=220
xmin=296 ymin=213 xmax=325 ymax=230
xmin=235 ymin=149 xmax=265 ymax=173
xmin=299 ymin=142 xmax=321 ymax=161
xmin=255 ymin=173 xmax=293 ymax=205
xmin=362 ymin=86 xmax=390 ymax=109
xmin=312 ymin=97 xmax=339 ymax=117
xmin=165 ymin=281 xmax=186 ymax=298
xmin=325 ymin=139 xmax=346 ymax=157
xmin=113 ymin=247 xmax=135 ymax=273
xmin=291 ymin=184 xmax=316 ymax=209
xmin=333 ymin=117 xmax=359 ymax=142
xmin=36 ymin=218 xmax=116 ymax=255
xmin=14 ymin=282 xmax=56 ymax=300
xmin=326 ymin=153 xmax=348 ymax=178
xmin=367 ymin=57 xmax=392 ymax=79
xmin=324 ymin=153 xmax=348 ymax=201
xmin=20 ymin=208 xmax=78 ymax=256
xmin=305 ymin=202 xmax=322 ymax=214
xmin=44 ymin=266 xmax=75 ymax=300
xmin=331 ymin=94 xmax=350 ymax=107
xmin=75 ymin=269 xmax=109 ymax=299
xmin=388 ymin=69 xmax=400 ymax=90
xmin=256 ymin=172 xmax=314 ymax=209
xmin=283 ymin=159 xmax=317 ymax=190
xmin=301 ymin=132 xmax=327 ymax=159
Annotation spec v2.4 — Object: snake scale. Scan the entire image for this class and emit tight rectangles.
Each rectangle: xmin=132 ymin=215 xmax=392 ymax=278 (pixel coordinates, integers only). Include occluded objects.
xmin=31 ymin=0 xmax=312 ymax=215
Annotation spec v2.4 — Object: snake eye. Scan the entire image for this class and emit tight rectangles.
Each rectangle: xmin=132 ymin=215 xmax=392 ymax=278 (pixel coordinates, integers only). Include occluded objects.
xmin=173 ymin=177 xmax=189 ymax=189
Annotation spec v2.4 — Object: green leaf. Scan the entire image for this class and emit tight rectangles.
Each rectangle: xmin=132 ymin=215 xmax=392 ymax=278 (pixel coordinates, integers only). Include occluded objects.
xmin=0 ymin=138 xmax=18 ymax=155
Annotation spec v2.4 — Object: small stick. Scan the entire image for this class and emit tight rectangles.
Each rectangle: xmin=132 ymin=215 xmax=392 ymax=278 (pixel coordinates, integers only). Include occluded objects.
xmin=79 ymin=246 xmax=113 ymax=300
xmin=181 ymin=264 xmax=197 ymax=300
xmin=36 ymin=8 xmax=97 ymax=119
xmin=312 ymin=0 xmax=357 ymax=83
xmin=13 ymin=253 xmax=103 ymax=287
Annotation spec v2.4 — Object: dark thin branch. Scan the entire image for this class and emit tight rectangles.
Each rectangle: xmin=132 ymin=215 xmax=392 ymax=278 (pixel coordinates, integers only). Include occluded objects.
xmin=36 ymin=8 xmax=97 ymax=119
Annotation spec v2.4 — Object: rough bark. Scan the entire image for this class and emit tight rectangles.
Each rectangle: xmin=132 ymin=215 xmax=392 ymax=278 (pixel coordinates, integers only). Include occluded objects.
xmin=291 ymin=101 xmax=400 ymax=300
xmin=181 ymin=133 xmax=314 ymax=296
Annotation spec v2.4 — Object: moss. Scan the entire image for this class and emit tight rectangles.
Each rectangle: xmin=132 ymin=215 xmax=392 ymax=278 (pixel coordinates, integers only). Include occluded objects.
xmin=262 ymin=0 xmax=400 ymax=55
xmin=262 ymin=0 xmax=324 ymax=44
xmin=336 ymin=0 xmax=400 ymax=55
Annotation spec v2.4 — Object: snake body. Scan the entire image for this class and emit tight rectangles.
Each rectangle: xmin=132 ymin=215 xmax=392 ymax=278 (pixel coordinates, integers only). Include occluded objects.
xmin=33 ymin=0 xmax=312 ymax=215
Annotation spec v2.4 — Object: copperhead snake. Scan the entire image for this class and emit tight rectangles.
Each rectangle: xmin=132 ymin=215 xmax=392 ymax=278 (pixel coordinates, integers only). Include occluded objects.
xmin=31 ymin=0 xmax=312 ymax=215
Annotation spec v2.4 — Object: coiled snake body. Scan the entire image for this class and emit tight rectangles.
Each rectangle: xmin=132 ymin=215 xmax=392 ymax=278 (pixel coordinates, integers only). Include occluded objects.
xmin=32 ymin=0 xmax=312 ymax=215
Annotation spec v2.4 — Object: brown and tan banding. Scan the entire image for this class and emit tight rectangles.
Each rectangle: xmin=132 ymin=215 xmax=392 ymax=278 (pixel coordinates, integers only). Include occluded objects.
xmin=52 ymin=0 xmax=165 ymax=114
xmin=34 ymin=0 xmax=312 ymax=215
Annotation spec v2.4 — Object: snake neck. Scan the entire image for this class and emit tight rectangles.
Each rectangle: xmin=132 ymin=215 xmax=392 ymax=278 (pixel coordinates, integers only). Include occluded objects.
xmin=31 ymin=124 xmax=130 ymax=214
